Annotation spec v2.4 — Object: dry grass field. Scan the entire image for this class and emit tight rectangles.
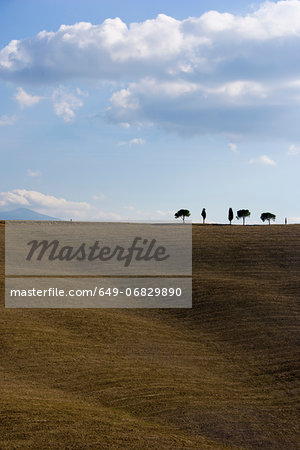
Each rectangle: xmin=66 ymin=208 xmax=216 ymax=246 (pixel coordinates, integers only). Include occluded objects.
xmin=0 ymin=221 xmax=299 ymax=449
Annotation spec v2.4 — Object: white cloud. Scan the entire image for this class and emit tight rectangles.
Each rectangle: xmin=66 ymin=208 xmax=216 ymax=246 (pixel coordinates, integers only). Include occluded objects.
xmin=288 ymin=144 xmax=300 ymax=155
xmin=2 ymin=2 xmax=300 ymax=137
xmin=250 ymin=154 xmax=276 ymax=166
xmin=0 ymin=189 xmax=121 ymax=220
xmin=52 ymin=86 xmax=84 ymax=122
xmin=0 ymin=114 xmax=16 ymax=126
xmin=259 ymin=155 xmax=276 ymax=166
xmin=92 ymin=194 xmax=106 ymax=201
xmin=210 ymin=81 xmax=267 ymax=99
xmin=3 ymin=2 xmax=300 ymax=80
xmin=118 ymin=137 xmax=145 ymax=147
xmin=0 ymin=189 xmax=173 ymax=221
xmin=15 ymin=87 xmax=43 ymax=108
xmin=228 ymin=142 xmax=238 ymax=153
xmin=27 ymin=169 xmax=41 ymax=177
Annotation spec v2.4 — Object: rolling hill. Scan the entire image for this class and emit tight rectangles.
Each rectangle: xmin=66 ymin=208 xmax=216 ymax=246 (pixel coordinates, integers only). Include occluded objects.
xmin=0 ymin=208 xmax=59 ymax=221
xmin=0 ymin=222 xmax=299 ymax=448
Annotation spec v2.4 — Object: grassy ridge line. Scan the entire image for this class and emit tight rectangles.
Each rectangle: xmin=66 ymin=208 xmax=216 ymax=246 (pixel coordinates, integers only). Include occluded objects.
xmin=0 ymin=222 xmax=299 ymax=448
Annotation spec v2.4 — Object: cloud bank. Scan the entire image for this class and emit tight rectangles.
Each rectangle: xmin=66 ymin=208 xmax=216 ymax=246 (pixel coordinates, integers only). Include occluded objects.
xmin=0 ymin=189 xmax=121 ymax=220
xmin=1 ymin=1 xmax=300 ymax=137
xmin=0 ymin=189 xmax=173 ymax=220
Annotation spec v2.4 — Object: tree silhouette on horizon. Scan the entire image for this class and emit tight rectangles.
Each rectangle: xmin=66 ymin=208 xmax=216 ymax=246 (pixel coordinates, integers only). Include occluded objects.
xmin=236 ymin=209 xmax=250 ymax=225
xmin=175 ymin=209 xmax=191 ymax=224
xmin=260 ymin=212 xmax=276 ymax=225
xmin=228 ymin=208 xmax=234 ymax=225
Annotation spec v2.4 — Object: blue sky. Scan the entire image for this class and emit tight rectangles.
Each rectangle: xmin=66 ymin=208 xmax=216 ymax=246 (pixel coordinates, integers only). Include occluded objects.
xmin=0 ymin=0 xmax=299 ymax=222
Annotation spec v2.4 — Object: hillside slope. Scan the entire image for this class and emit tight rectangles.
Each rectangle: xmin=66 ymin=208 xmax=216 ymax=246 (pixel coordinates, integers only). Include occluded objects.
xmin=0 ymin=222 xmax=299 ymax=449
xmin=0 ymin=208 xmax=59 ymax=221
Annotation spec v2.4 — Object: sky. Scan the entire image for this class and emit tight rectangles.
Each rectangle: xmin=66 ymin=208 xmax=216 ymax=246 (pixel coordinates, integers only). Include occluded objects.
xmin=0 ymin=0 xmax=300 ymax=223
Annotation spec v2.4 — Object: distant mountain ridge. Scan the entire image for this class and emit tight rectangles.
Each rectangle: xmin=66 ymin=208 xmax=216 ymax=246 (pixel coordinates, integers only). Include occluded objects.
xmin=0 ymin=207 xmax=60 ymax=221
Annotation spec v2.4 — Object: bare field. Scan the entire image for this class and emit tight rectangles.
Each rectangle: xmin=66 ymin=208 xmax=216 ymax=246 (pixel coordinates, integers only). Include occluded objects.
xmin=0 ymin=222 xmax=299 ymax=449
